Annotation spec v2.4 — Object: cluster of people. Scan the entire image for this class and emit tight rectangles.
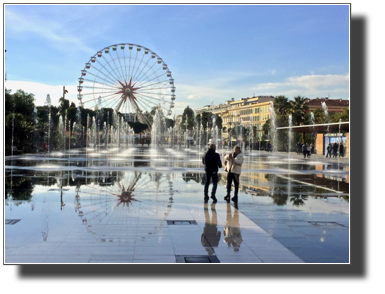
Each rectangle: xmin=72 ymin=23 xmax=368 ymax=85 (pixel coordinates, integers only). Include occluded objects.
xmin=296 ymin=142 xmax=313 ymax=158
xmin=202 ymin=144 xmax=244 ymax=204
xmin=326 ymin=142 xmax=344 ymax=158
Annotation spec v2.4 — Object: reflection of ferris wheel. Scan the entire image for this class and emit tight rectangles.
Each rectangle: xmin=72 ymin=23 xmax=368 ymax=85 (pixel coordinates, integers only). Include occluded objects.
xmin=77 ymin=43 xmax=175 ymax=125
xmin=74 ymin=171 xmax=174 ymax=242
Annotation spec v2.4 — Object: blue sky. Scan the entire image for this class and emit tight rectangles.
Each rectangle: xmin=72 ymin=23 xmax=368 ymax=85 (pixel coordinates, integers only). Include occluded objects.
xmin=4 ymin=4 xmax=350 ymax=115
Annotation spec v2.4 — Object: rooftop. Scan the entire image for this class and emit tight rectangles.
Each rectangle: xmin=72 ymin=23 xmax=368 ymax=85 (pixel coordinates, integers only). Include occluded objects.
xmin=306 ymin=98 xmax=349 ymax=107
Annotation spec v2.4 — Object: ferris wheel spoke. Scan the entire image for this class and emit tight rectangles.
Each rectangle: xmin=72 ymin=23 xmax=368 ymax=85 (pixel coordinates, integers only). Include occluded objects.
xmin=102 ymin=55 xmax=123 ymax=82
xmin=110 ymin=60 xmax=126 ymax=83
xmin=136 ymin=69 xmax=166 ymax=88
xmin=128 ymin=49 xmax=132 ymax=80
xmin=138 ymin=79 xmax=171 ymax=90
xmin=131 ymin=100 xmax=150 ymax=126
xmin=100 ymin=94 xmax=124 ymax=109
xmin=82 ymin=85 xmax=117 ymax=92
xmin=82 ymin=77 xmax=115 ymax=89
xmin=132 ymin=51 xmax=146 ymax=82
xmin=131 ymin=50 xmax=139 ymax=81
xmin=137 ymin=63 xmax=162 ymax=82
xmin=94 ymin=59 xmax=121 ymax=84
xmin=122 ymin=50 xmax=129 ymax=82
xmin=86 ymin=70 xmax=117 ymax=86
xmin=132 ymin=56 xmax=152 ymax=83
xmin=114 ymin=49 xmax=126 ymax=82
xmin=135 ymin=92 xmax=162 ymax=104
xmin=105 ymin=53 xmax=125 ymax=82
xmin=138 ymin=86 xmax=172 ymax=92
xmin=81 ymin=92 xmax=121 ymax=105
xmin=135 ymin=96 xmax=160 ymax=110
xmin=134 ymin=60 xmax=158 ymax=84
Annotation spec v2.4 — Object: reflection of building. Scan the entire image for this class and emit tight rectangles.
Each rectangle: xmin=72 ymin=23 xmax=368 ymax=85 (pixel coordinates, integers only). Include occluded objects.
xmin=195 ymin=96 xmax=275 ymax=140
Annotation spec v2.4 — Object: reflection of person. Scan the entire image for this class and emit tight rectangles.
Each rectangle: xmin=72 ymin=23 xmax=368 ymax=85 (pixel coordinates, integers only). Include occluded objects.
xmin=224 ymin=146 xmax=244 ymax=203
xmin=223 ymin=203 xmax=243 ymax=251
xmin=201 ymin=203 xmax=221 ymax=255
xmin=202 ymin=144 xmax=222 ymax=203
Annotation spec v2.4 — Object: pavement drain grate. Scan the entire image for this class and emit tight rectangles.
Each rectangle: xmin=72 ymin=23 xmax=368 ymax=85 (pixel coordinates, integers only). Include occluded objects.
xmin=5 ymin=219 xmax=21 ymax=225
xmin=167 ymin=220 xmax=197 ymax=225
xmin=175 ymin=255 xmax=220 ymax=263
xmin=309 ymin=221 xmax=346 ymax=227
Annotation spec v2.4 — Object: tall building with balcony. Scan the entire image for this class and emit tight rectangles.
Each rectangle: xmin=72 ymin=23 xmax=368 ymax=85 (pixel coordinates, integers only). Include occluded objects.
xmin=195 ymin=96 xmax=275 ymax=140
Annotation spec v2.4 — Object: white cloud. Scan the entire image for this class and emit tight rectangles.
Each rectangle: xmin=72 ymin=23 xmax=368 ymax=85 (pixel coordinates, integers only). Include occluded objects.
xmin=187 ymin=94 xmax=201 ymax=100
xmin=5 ymin=8 xmax=95 ymax=54
xmin=6 ymin=80 xmax=78 ymax=107
xmin=286 ymin=74 xmax=349 ymax=89
xmin=251 ymin=74 xmax=349 ymax=99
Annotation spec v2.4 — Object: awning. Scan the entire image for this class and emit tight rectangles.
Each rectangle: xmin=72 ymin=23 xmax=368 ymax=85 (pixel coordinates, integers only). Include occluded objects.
xmin=276 ymin=122 xmax=349 ymax=133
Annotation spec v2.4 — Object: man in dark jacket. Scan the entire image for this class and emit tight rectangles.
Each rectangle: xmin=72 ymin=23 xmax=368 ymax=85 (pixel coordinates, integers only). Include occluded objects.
xmin=202 ymin=144 xmax=222 ymax=203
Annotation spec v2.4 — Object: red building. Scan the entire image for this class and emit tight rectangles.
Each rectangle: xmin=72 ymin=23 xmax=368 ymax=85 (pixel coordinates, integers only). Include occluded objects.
xmin=305 ymin=97 xmax=349 ymax=113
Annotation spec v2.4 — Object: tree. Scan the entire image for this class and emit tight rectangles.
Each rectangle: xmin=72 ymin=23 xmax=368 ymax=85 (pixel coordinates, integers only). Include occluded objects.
xmin=165 ymin=118 xmax=175 ymax=129
xmin=330 ymin=107 xmax=349 ymax=123
xmin=290 ymin=96 xmax=309 ymax=126
xmin=58 ymin=97 xmax=70 ymax=118
xmin=274 ymin=95 xmax=290 ymax=118
xmin=128 ymin=121 xmax=148 ymax=134
xmin=181 ymin=106 xmax=195 ymax=131
xmin=5 ymin=89 xmax=36 ymax=154
xmin=195 ymin=112 xmax=221 ymax=130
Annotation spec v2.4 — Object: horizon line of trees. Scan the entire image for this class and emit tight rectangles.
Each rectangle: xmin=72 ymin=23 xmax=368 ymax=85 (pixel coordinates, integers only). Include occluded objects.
xmin=4 ymin=88 xmax=177 ymax=154
xmin=5 ymin=88 xmax=349 ymax=154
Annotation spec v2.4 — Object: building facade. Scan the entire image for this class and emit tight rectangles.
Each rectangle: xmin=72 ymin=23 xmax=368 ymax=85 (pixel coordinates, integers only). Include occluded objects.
xmin=305 ymin=97 xmax=349 ymax=113
xmin=195 ymin=96 xmax=275 ymax=140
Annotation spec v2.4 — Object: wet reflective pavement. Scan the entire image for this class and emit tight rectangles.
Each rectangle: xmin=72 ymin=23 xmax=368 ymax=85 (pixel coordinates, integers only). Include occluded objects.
xmin=5 ymin=146 xmax=349 ymax=263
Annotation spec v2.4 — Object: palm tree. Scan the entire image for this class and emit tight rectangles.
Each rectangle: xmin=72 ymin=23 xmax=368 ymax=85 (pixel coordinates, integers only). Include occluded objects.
xmin=274 ymin=95 xmax=291 ymax=118
xmin=289 ymin=96 xmax=309 ymax=126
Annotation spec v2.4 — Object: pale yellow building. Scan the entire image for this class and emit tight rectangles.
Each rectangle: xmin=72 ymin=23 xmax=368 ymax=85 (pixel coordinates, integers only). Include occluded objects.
xmin=195 ymin=96 xmax=274 ymax=140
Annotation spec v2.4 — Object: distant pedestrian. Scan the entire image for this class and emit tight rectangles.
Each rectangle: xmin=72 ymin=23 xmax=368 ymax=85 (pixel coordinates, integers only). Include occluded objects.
xmin=333 ymin=142 xmax=338 ymax=158
xmin=202 ymin=144 xmax=222 ymax=203
xmin=302 ymin=143 xmax=307 ymax=158
xmin=306 ymin=143 xmax=311 ymax=158
xmin=297 ymin=142 xmax=301 ymax=155
xmin=326 ymin=143 xmax=332 ymax=158
xmin=339 ymin=143 xmax=344 ymax=158
xmin=286 ymin=144 xmax=289 ymax=153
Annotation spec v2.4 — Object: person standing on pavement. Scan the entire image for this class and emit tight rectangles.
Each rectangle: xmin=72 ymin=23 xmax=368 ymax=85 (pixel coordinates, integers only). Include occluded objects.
xmin=297 ymin=142 xmax=301 ymax=155
xmin=333 ymin=142 xmax=338 ymax=158
xmin=326 ymin=143 xmax=332 ymax=158
xmin=202 ymin=144 xmax=222 ymax=203
xmin=224 ymin=146 xmax=244 ymax=203
xmin=339 ymin=142 xmax=344 ymax=158
xmin=302 ymin=142 xmax=307 ymax=158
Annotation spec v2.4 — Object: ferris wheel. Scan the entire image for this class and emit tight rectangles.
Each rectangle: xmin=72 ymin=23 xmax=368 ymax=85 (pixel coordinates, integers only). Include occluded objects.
xmin=77 ymin=43 xmax=175 ymax=126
